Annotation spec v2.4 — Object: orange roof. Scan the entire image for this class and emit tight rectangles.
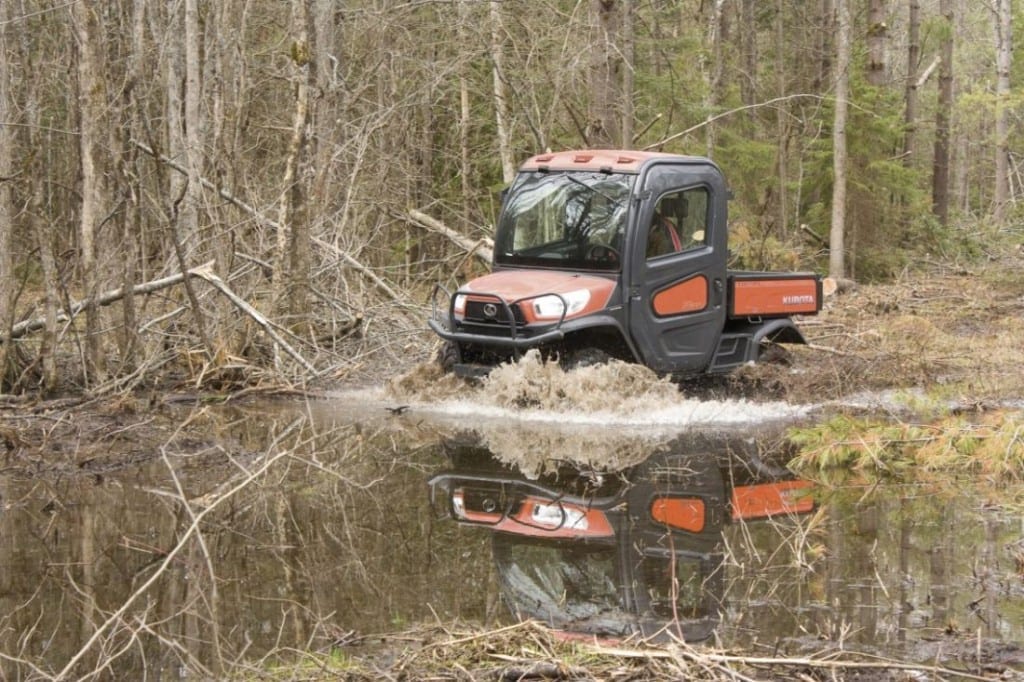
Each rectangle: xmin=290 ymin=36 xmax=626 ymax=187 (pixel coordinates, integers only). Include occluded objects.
xmin=518 ymin=149 xmax=697 ymax=173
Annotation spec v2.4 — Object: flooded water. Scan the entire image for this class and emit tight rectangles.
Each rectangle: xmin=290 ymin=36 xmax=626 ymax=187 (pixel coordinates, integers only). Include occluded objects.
xmin=2 ymin=367 xmax=1023 ymax=678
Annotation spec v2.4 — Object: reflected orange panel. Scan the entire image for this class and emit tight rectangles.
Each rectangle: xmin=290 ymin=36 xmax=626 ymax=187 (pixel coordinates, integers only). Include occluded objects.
xmin=650 ymin=497 xmax=706 ymax=533
xmin=731 ymin=481 xmax=815 ymax=521
xmin=652 ymin=276 xmax=708 ymax=317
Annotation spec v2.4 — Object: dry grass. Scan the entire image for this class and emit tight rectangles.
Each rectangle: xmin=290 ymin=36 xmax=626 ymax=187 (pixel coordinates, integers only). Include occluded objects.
xmin=253 ymin=620 xmax=996 ymax=681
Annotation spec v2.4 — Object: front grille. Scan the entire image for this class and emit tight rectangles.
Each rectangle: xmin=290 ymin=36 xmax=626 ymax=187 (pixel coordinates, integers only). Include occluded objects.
xmin=461 ymin=486 xmax=516 ymax=515
xmin=465 ymin=300 xmax=525 ymax=325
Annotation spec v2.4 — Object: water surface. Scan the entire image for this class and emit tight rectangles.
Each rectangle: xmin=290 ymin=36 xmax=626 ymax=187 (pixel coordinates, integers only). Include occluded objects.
xmin=1 ymin=387 xmax=1021 ymax=678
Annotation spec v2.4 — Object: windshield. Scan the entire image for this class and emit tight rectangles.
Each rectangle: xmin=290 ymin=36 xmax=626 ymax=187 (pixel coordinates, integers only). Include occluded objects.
xmin=495 ymin=171 xmax=634 ymax=271
xmin=493 ymin=537 xmax=630 ymax=636
xmin=493 ymin=536 xmax=714 ymax=637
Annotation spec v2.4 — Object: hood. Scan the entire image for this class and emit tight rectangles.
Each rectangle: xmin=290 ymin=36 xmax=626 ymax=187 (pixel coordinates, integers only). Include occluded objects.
xmin=462 ymin=270 xmax=616 ymax=318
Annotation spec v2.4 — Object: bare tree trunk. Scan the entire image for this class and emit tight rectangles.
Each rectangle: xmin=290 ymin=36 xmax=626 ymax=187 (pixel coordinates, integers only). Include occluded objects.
xmin=704 ymin=0 xmax=727 ymax=158
xmin=932 ymin=0 xmax=954 ymax=226
xmin=71 ymin=1 xmax=108 ymax=385
xmin=588 ymin=0 xmax=623 ymax=148
xmin=0 ymin=0 xmax=14 ymax=386
xmin=15 ymin=19 xmax=58 ymax=392
xmin=830 ymin=0 xmax=851 ymax=280
xmin=740 ymin=0 xmax=758 ymax=109
xmin=994 ymin=0 xmax=1012 ymax=223
xmin=815 ymin=0 xmax=835 ymax=93
xmin=164 ymin=0 xmax=186 ymax=254
xmin=775 ymin=0 xmax=788 ymax=235
xmin=35 ymin=223 xmax=60 ymax=394
xmin=183 ymin=0 xmax=204 ymax=261
xmin=902 ymin=0 xmax=921 ymax=163
xmin=866 ymin=0 xmax=888 ymax=87
xmin=621 ymin=0 xmax=635 ymax=147
xmin=119 ymin=0 xmax=150 ymax=374
xmin=490 ymin=1 xmax=515 ymax=183
xmin=276 ymin=0 xmax=315 ymax=320
xmin=458 ymin=0 xmax=473 ymax=228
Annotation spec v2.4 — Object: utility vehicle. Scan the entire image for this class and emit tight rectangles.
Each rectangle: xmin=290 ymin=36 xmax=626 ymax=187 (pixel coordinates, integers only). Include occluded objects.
xmin=429 ymin=149 xmax=821 ymax=378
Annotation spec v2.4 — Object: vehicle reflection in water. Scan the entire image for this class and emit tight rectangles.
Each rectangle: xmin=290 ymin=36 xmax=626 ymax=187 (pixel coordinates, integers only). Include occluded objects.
xmin=429 ymin=433 xmax=815 ymax=644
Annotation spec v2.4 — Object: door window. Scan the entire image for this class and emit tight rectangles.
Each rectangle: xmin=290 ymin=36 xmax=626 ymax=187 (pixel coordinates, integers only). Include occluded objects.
xmin=646 ymin=187 xmax=709 ymax=260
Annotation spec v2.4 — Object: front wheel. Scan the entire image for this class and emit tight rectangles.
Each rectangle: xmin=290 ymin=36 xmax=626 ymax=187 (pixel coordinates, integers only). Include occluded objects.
xmin=562 ymin=347 xmax=611 ymax=370
xmin=436 ymin=341 xmax=460 ymax=372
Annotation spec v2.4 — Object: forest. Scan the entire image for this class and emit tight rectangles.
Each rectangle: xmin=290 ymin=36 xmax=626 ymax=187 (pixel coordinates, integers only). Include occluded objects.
xmin=0 ymin=0 xmax=1019 ymax=396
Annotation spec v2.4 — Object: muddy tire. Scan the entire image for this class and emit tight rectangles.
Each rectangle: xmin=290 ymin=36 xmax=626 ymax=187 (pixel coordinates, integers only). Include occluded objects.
xmin=758 ymin=342 xmax=792 ymax=366
xmin=436 ymin=342 xmax=460 ymax=372
xmin=564 ymin=347 xmax=611 ymax=370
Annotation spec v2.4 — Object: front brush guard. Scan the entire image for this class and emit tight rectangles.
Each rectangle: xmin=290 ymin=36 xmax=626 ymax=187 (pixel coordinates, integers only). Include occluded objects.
xmin=428 ymin=283 xmax=568 ymax=350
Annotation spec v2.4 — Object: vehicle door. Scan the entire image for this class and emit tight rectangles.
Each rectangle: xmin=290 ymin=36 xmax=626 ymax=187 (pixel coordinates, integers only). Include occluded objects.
xmin=625 ymin=161 xmax=728 ymax=373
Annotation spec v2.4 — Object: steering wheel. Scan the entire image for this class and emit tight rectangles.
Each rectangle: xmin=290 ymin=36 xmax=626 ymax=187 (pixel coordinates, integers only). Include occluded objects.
xmin=586 ymin=244 xmax=620 ymax=264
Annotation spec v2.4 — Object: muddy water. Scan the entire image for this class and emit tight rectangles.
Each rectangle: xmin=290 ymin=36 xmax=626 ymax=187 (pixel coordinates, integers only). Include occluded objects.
xmin=1 ymin=369 xmax=1022 ymax=678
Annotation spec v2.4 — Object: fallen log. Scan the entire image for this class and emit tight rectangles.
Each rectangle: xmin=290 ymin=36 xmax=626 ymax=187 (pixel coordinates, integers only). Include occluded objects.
xmin=407 ymin=208 xmax=494 ymax=265
xmin=8 ymin=260 xmax=318 ymax=376
xmin=8 ymin=261 xmax=215 ymax=341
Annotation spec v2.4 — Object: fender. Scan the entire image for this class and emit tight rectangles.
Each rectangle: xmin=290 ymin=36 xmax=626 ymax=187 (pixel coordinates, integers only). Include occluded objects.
xmin=708 ymin=317 xmax=807 ymax=373
xmin=749 ymin=318 xmax=807 ymax=345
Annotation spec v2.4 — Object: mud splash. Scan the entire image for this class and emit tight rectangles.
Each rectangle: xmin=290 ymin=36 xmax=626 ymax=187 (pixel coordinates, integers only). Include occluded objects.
xmin=387 ymin=351 xmax=810 ymax=428
xmin=383 ymin=352 xmax=812 ymax=476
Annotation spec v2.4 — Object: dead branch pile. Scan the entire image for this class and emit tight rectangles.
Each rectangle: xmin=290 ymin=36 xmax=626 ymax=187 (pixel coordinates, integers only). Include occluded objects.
xmin=287 ymin=620 xmax=991 ymax=681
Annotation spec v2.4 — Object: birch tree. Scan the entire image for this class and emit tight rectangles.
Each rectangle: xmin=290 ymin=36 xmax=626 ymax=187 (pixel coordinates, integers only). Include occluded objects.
xmin=71 ymin=1 xmax=109 ymax=383
xmin=276 ymin=0 xmax=315 ymax=319
xmin=491 ymin=1 xmax=515 ymax=184
xmin=183 ymin=0 xmax=204 ymax=261
xmin=830 ymin=0 xmax=851 ymax=280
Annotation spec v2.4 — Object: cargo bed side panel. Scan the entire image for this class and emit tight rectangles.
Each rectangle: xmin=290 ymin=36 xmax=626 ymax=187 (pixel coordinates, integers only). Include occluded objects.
xmin=728 ymin=273 xmax=821 ymax=319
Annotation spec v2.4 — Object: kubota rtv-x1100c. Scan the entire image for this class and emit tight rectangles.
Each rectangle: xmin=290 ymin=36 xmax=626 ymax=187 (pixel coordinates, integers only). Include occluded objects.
xmin=429 ymin=150 xmax=821 ymax=378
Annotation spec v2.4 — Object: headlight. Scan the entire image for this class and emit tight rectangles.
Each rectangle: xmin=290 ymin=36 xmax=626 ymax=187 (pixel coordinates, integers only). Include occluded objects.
xmin=453 ymin=294 xmax=467 ymax=314
xmin=531 ymin=501 xmax=588 ymax=530
xmin=531 ymin=289 xmax=590 ymax=320
xmin=451 ymin=490 xmax=466 ymax=518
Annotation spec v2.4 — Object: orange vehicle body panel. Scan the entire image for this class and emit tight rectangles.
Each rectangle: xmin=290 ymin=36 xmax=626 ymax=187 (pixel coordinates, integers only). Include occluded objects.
xmin=652 ymin=275 xmax=708 ymax=317
xmin=519 ymin=149 xmax=689 ymax=174
xmin=650 ymin=497 xmax=706 ymax=533
xmin=730 ymin=481 xmax=815 ymax=521
xmin=460 ymin=270 xmax=616 ymax=323
xmin=730 ymin=277 xmax=820 ymax=318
